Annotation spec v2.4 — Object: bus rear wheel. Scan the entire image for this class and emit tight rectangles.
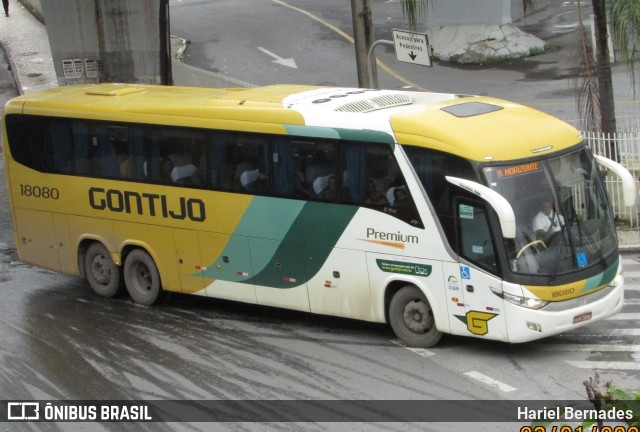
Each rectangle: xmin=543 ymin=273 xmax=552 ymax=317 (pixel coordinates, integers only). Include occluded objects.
xmin=389 ymin=285 xmax=442 ymax=348
xmin=124 ymin=249 xmax=162 ymax=305
xmin=84 ymin=242 xmax=122 ymax=298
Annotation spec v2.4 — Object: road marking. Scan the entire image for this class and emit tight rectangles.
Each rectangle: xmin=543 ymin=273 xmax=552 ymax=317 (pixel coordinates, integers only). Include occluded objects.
xmin=608 ymin=328 xmax=640 ymax=336
xmin=578 ymin=328 xmax=640 ymax=336
xmin=566 ymin=361 xmax=640 ymax=370
xmin=391 ymin=339 xmax=436 ymax=357
xmin=257 ymin=47 xmax=298 ymax=69
xmin=464 ymin=371 xmax=516 ymax=393
xmin=532 ymin=343 xmax=640 ymax=352
xmin=605 ymin=312 xmax=640 ymax=320
xmin=271 ymin=0 xmax=429 ymax=90
xmin=624 ymin=270 xmax=640 ymax=278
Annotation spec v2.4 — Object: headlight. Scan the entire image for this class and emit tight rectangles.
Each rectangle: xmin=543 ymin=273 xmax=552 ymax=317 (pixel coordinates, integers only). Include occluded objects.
xmin=609 ymin=274 xmax=623 ymax=287
xmin=490 ymin=286 xmax=549 ymax=310
xmin=611 ymin=258 xmax=623 ymax=287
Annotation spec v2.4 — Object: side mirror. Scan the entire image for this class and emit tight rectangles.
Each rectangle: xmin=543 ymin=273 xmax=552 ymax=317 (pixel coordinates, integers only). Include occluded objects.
xmin=593 ymin=155 xmax=635 ymax=207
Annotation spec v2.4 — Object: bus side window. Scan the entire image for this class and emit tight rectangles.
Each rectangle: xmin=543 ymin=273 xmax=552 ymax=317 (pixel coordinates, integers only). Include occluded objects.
xmin=207 ymin=133 xmax=231 ymax=190
xmin=228 ymin=134 xmax=270 ymax=194
xmin=341 ymin=141 xmax=395 ymax=208
xmin=50 ymin=120 xmax=73 ymax=173
xmin=94 ymin=124 xmax=117 ymax=178
xmin=306 ymin=142 xmax=336 ymax=201
xmin=147 ymin=131 xmax=173 ymax=185
xmin=404 ymin=146 xmax=477 ymax=246
xmin=99 ymin=125 xmax=146 ymax=181
xmin=5 ymin=114 xmax=47 ymax=172
xmin=48 ymin=119 xmax=91 ymax=175
xmin=146 ymin=127 xmax=204 ymax=186
xmin=127 ymin=126 xmax=146 ymax=181
xmin=456 ymin=201 xmax=498 ymax=274
xmin=169 ymin=135 xmax=202 ymax=185
xmin=70 ymin=121 xmax=91 ymax=175
xmin=338 ymin=140 xmax=422 ymax=227
xmin=384 ymin=181 xmax=422 ymax=227
xmin=275 ymin=139 xmax=317 ymax=200
xmin=171 ymin=152 xmax=198 ymax=184
xmin=272 ymin=138 xmax=295 ymax=198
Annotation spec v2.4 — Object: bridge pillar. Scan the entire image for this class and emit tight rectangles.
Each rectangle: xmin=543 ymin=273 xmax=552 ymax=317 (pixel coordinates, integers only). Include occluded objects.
xmin=40 ymin=0 xmax=171 ymax=86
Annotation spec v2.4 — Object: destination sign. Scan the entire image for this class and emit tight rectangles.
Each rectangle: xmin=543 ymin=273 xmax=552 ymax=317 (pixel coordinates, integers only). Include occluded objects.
xmin=496 ymin=161 xmax=541 ymax=178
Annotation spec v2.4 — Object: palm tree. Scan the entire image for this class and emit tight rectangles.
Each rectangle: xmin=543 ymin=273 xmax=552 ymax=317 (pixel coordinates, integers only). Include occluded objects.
xmin=398 ymin=0 xmax=426 ymax=32
xmin=575 ymin=0 xmax=616 ymax=134
xmin=611 ymin=0 xmax=640 ymax=88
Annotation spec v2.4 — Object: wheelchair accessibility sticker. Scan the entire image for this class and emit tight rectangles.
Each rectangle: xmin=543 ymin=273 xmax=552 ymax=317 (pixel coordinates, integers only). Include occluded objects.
xmin=460 ymin=266 xmax=471 ymax=280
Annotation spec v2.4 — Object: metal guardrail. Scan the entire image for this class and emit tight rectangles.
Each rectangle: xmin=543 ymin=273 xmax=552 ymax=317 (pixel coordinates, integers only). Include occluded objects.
xmin=171 ymin=59 xmax=257 ymax=89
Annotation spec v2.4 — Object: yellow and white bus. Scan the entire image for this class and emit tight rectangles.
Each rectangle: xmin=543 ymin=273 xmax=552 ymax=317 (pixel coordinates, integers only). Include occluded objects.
xmin=2 ymin=83 xmax=634 ymax=347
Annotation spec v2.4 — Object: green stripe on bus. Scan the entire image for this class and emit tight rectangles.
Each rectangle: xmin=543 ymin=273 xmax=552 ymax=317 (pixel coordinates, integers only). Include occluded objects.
xmin=246 ymin=201 xmax=357 ymax=288
xmin=199 ymin=197 xmax=304 ymax=282
xmin=234 ymin=197 xmax=305 ymax=240
xmin=200 ymin=199 xmax=357 ymax=288
xmin=581 ymin=259 xmax=619 ymax=293
xmin=333 ymin=128 xmax=395 ymax=145
xmin=284 ymin=125 xmax=395 ymax=146
xmin=284 ymin=125 xmax=341 ymax=139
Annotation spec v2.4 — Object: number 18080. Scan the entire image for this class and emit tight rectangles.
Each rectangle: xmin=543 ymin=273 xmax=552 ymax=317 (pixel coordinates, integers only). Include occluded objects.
xmin=19 ymin=184 xmax=60 ymax=200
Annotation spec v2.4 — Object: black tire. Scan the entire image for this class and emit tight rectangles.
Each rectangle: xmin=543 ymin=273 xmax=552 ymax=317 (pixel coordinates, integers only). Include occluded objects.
xmin=84 ymin=242 xmax=122 ymax=298
xmin=389 ymin=285 xmax=442 ymax=348
xmin=124 ymin=249 xmax=163 ymax=305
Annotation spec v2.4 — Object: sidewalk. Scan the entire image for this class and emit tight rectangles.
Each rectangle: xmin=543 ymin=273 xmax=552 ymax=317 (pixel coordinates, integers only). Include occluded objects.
xmin=618 ymin=229 xmax=639 ymax=254
xmin=0 ymin=3 xmax=56 ymax=95
xmin=0 ymin=2 xmax=638 ymax=253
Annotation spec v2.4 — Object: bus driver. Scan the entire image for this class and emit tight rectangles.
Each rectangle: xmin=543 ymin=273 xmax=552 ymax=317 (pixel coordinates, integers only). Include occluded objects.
xmin=533 ymin=199 xmax=564 ymax=241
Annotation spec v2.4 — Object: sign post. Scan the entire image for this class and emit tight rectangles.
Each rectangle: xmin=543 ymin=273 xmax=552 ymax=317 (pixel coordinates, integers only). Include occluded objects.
xmin=367 ymin=29 xmax=432 ymax=89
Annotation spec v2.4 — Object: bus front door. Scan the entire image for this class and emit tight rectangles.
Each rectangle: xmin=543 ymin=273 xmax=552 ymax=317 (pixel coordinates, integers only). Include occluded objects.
xmin=453 ymin=199 xmax=508 ymax=342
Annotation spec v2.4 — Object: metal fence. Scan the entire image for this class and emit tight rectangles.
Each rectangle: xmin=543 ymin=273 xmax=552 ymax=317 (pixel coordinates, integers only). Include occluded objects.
xmin=583 ymin=129 xmax=640 ymax=227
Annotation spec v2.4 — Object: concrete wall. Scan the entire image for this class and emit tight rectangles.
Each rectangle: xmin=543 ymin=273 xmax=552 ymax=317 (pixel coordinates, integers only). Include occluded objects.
xmin=17 ymin=0 xmax=43 ymax=22
xmin=426 ymin=0 xmax=512 ymax=26
xmin=39 ymin=0 xmax=169 ymax=85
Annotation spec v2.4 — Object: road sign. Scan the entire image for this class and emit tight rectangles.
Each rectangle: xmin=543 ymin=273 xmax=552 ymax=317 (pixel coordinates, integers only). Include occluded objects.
xmin=392 ymin=29 xmax=431 ymax=67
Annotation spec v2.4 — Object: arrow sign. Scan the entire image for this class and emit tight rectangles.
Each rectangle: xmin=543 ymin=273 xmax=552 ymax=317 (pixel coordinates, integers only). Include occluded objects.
xmin=257 ymin=47 xmax=298 ymax=69
xmin=392 ymin=29 xmax=431 ymax=67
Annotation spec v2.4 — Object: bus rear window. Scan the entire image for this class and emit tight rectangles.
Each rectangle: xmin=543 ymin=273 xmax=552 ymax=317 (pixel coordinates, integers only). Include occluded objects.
xmin=5 ymin=114 xmax=47 ymax=172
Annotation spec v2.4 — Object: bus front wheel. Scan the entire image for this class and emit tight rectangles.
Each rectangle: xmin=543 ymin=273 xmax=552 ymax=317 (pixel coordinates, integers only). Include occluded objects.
xmin=84 ymin=242 xmax=122 ymax=298
xmin=389 ymin=285 xmax=442 ymax=348
xmin=124 ymin=249 xmax=162 ymax=305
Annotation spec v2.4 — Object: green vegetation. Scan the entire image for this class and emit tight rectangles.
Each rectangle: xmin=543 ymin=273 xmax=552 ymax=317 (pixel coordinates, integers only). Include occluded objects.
xmin=532 ymin=375 xmax=640 ymax=429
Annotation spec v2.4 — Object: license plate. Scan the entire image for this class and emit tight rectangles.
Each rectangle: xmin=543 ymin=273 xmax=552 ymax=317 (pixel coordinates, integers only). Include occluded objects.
xmin=573 ymin=311 xmax=592 ymax=324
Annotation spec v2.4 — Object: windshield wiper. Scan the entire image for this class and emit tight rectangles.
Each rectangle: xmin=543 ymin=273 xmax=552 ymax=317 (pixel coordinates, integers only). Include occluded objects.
xmin=548 ymin=203 xmax=568 ymax=285
xmin=566 ymin=195 xmax=607 ymax=270
xmin=576 ymin=218 xmax=607 ymax=269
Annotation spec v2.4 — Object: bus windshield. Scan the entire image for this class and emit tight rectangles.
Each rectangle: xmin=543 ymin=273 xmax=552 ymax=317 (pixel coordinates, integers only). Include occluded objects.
xmin=483 ymin=147 xmax=616 ymax=277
